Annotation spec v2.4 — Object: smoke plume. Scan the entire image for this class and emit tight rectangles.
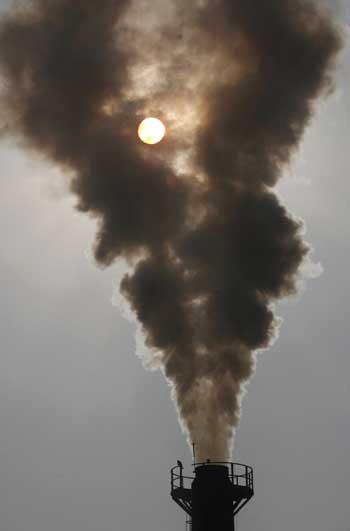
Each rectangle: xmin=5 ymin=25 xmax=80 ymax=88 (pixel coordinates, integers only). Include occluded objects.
xmin=0 ymin=0 xmax=342 ymax=461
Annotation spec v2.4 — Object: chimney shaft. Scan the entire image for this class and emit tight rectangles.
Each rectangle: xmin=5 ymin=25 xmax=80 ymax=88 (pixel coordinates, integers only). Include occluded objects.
xmin=192 ymin=465 xmax=235 ymax=531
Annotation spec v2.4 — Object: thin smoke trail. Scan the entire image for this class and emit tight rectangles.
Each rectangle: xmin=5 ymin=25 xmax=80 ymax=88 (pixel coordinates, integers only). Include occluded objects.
xmin=0 ymin=0 xmax=342 ymax=460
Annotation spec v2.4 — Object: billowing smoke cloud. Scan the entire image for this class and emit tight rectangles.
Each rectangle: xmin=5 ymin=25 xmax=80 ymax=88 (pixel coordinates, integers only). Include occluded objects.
xmin=0 ymin=0 xmax=342 ymax=461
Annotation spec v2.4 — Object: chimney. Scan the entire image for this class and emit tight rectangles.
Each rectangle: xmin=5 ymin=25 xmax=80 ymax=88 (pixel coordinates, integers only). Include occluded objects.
xmin=171 ymin=461 xmax=254 ymax=531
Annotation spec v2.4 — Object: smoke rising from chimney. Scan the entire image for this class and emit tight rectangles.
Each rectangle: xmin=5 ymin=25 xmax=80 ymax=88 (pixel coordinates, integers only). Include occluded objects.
xmin=0 ymin=0 xmax=342 ymax=461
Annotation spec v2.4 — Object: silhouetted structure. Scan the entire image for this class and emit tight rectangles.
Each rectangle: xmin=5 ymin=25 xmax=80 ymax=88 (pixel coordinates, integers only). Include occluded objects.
xmin=171 ymin=461 xmax=254 ymax=531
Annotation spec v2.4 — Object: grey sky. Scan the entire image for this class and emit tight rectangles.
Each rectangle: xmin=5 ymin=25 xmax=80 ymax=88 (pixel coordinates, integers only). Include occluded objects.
xmin=0 ymin=1 xmax=349 ymax=531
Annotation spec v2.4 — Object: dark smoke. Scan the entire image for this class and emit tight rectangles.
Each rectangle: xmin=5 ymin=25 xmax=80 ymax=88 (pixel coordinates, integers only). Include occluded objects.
xmin=0 ymin=0 xmax=342 ymax=460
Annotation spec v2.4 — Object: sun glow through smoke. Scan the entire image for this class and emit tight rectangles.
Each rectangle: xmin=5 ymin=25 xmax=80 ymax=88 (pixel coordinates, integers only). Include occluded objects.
xmin=138 ymin=117 xmax=165 ymax=145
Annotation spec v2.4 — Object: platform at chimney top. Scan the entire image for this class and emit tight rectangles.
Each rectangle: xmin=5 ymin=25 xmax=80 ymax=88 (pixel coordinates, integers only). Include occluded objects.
xmin=170 ymin=461 xmax=254 ymax=527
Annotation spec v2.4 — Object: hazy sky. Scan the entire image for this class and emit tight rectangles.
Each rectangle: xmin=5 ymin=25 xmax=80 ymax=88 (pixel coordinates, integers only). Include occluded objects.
xmin=0 ymin=1 xmax=349 ymax=531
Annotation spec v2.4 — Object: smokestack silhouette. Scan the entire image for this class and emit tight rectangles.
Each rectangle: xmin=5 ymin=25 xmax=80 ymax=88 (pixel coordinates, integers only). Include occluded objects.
xmin=171 ymin=461 xmax=254 ymax=531
xmin=0 ymin=0 xmax=342 ymax=461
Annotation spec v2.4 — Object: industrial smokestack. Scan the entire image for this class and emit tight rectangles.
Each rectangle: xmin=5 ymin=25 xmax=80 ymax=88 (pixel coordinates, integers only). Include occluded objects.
xmin=171 ymin=461 xmax=254 ymax=531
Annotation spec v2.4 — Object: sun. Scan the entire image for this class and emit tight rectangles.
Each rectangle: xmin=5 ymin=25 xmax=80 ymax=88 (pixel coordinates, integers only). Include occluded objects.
xmin=138 ymin=117 xmax=166 ymax=145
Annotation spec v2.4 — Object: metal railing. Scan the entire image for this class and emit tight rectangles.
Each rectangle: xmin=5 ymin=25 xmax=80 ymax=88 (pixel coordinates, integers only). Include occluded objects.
xmin=171 ymin=466 xmax=194 ymax=492
xmin=171 ymin=461 xmax=254 ymax=494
